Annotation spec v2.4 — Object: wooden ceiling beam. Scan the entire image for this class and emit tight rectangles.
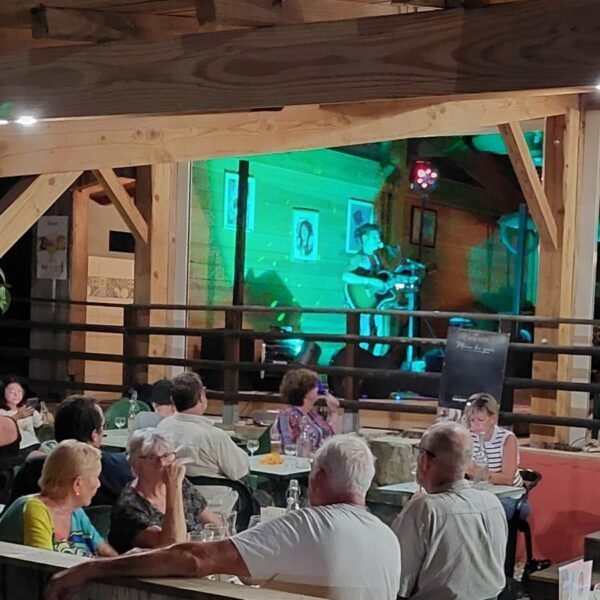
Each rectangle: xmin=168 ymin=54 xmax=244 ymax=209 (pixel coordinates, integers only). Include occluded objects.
xmin=195 ymin=0 xmax=403 ymax=27
xmin=92 ymin=168 xmax=148 ymax=244
xmin=0 ymin=94 xmax=577 ymax=178
xmin=0 ymin=171 xmax=82 ymax=259
xmin=31 ymin=7 xmax=202 ymax=42
xmin=0 ymin=0 xmax=598 ymax=120
xmin=499 ymin=121 xmax=559 ymax=249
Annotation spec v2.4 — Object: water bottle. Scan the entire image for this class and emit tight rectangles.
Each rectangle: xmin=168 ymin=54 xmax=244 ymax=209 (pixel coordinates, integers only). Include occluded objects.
xmin=297 ymin=417 xmax=314 ymax=459
xmin=127 ymin=390 xmax=139 ymax=432
xmin=286 ymin=479 xmax=301 ymax=513
xmin=473 ymin=433 xmax=489 ymax=487
xmin=270 ymin=416 xmax=282 ymax=455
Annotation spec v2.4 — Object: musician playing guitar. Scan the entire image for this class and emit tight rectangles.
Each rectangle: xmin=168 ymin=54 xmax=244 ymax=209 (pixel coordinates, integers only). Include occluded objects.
xmin=342 ymin=224 xmax=391 ymax=353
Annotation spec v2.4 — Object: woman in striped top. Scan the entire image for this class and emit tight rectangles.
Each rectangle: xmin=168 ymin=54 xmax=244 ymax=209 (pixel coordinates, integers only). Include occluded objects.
xmin=466 ymin=393 xmax=527 ymax=521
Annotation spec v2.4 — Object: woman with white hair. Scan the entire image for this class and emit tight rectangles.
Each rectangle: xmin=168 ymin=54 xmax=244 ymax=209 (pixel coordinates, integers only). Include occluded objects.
xmin=0 ymin=440 xmax=116 ymax=557
xmin=109 ymin=429 xmax=220 ymax=554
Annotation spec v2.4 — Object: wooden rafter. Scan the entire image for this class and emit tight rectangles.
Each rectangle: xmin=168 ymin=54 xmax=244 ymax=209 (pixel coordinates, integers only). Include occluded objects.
xmin=92 ymin=168 xmax=148 ymax=244
xmin=0 ymin=0 xmax=598 ymax=119
xmin=0 ymin=172 xmax=82 ymax=259
xmin=499 ymin=122 xmax=558 ymax=250
xmin=0 ymin=95 xmax=578 ymax=178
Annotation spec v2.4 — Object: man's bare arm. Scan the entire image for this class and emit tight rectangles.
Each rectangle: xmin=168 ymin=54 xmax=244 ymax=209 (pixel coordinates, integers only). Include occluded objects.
xmin=45 ymin=540 xmax=249 ymax=600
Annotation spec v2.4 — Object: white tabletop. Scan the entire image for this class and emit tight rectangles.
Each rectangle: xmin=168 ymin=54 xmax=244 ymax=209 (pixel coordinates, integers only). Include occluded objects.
xmin=378 ymin=481 xmax=525 ymax=499
xmin=102 ymin=428 xmax=129 ymax=448
xmin=249 ymin=454 xmax=312 ymax=478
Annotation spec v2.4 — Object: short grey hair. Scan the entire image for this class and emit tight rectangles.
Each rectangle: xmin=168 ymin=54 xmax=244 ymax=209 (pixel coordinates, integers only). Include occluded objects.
xmin=312 ymin=434 xmax=375 ymax=498
xmin=422 ymin=421 xmax=472 ymax=475
xmin=127 ymin=428 xmax=174 ymax=461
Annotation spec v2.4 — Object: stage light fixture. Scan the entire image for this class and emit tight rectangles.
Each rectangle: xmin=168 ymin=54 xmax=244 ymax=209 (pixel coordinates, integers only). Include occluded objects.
xmin=409 ymin=160 xmax=439 ymax=192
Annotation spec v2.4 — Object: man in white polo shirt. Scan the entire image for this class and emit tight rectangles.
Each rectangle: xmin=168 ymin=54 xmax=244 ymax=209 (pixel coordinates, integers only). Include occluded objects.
xmin=393 ymin=421 xmax=507 ymax=600
xmin=46 ymin=434 xmax=401 ymax=600
xmin=156 ymin=372 xmax=248 ymax=513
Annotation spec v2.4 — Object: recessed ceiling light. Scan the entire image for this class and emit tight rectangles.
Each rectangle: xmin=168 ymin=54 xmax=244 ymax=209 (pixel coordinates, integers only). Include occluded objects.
xmin=15 ymin=115 xmax=37 ymax=126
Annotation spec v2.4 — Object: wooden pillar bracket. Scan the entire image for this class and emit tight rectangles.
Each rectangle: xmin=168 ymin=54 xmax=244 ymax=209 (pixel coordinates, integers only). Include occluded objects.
xmin=499 ymin=122 xmax=559 ymax=250
xmin=92 ymin=168 xmax=149 ymax=245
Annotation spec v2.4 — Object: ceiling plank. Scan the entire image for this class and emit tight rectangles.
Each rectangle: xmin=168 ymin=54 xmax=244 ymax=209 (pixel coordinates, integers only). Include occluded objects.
xmin=0 ymin=94 xmax=577 ymax=178
xmin=195 ymin=0 xmax=403 ymax=26
xmin=0 ymin=171 xmax=82 ymax=259
xmin=499 ymin=121 xmax=558 ymax=249
xmin=0 ymin=0 xmax=598 ymax=119
xmin=92 ymin=168 xmax=149 ymax=244
xmin=31 ymin=7 xmax=201 ymax=42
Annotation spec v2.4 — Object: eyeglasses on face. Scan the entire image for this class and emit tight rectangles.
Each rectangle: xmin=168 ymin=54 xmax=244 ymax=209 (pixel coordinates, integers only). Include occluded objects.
xmin=412 ymin=444 xmax=436 ymax=458
xmin=140 ymin=452 xmax=176 ymax=464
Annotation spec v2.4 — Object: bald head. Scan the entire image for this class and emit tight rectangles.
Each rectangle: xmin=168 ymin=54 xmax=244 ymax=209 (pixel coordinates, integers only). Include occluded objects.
xmin=421 ymin=421 xmax=472 ymax=480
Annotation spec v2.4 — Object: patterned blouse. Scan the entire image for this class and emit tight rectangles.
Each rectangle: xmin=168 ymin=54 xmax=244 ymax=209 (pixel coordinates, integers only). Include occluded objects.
xmin=277 ymin=406 xmax=334 ymax=450
xmin=109 ymin=478 xmax=208 ymax=553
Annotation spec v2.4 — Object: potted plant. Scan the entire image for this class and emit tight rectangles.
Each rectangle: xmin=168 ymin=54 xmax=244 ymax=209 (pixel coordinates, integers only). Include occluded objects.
xmin=0 ymin=267 xmax=11 ymax=316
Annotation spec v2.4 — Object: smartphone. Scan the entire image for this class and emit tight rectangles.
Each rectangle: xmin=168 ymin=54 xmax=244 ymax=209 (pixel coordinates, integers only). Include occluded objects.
xmin=24 ymin=397 xmax=39 ymax=410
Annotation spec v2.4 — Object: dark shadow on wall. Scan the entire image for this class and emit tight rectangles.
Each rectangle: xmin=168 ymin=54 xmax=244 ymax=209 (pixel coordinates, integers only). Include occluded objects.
xmin=244 ymin=269 xmax=302 ymax=332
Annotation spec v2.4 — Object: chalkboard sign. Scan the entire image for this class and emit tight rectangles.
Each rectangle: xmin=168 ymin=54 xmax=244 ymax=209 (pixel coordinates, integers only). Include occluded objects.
xmin=438 ymin=327 xmax=510 ymax=411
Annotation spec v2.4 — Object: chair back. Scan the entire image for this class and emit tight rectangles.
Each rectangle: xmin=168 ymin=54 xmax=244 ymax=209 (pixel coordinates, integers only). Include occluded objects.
xmin=187 ymin=475 xmax=258 ymax=533
xmin=103 ymin=398 xmax=151 ymax=429
xmin=519 ymin=468 xmax=542 ymax=498
xmin=84 ymin=505 xmax=112 ymax=539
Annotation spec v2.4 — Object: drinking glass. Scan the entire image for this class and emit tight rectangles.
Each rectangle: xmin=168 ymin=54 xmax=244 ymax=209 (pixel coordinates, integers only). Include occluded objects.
xmin=247 ymin=439 xmax=260 ymax=458
xmin=114 ymin=416 xmax=126 ymax=430
xmin=284 ymin=443 xmax=299 ymax=467
xmin=202 ymin=523 xmax=227 ymax=541
xmin=247 ymin=515 xmax=261 ymax=529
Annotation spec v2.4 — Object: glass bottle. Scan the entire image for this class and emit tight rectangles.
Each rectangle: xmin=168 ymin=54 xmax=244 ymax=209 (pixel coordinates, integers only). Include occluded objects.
xmin=127 ymin=389 xmax=139 ymax=432
xmin=297 ymin=417 xmax=314 ymax=459
xmin=286 ymin=479 xmax=301 ymax=513
xmin=473 ymin=432 xmax=489 ymax=487
xmin=270 ymin=415 xmax=282 ymax=455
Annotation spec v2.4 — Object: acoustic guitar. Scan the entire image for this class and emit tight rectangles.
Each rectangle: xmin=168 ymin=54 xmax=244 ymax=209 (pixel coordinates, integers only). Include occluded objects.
xmin=344 ymin=267 xmax=422 ymax=310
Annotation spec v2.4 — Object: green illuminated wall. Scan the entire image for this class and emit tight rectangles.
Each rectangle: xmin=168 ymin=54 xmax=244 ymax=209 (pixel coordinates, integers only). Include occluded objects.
xmin=189 ymin=150 xmax=388 ymax=363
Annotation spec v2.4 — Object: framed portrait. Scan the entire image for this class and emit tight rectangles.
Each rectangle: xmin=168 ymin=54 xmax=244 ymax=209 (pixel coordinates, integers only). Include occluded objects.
xmin=292 ymin=209 xmax=319 ymax=262
xmin=223 ymin=171 xmax=256 ymax=231
xmin=346 ymin=199 xmax=375 ymax=254
xmin=410 ymin=206 xmax=437 ymax=248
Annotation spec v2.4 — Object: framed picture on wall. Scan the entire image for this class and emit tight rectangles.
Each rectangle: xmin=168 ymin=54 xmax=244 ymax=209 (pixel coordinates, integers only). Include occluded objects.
xmin=292 ymin=209 xmax=319 ymax=261
xmin=346 ymin=199 xmax=375 ymax=254
xmin=410 ymin=206 xmax=437 ymax=248
xmin=223 ymin=171 xmax=256 ymax=231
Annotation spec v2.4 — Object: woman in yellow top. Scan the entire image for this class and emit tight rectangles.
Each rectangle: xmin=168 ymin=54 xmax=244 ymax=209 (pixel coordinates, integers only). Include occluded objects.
xmin=0 ymin=440 xmax=117 ymax=557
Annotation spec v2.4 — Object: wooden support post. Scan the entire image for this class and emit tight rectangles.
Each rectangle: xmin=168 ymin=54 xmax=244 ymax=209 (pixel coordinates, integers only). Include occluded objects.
xmin=223 ymin=309 xmax=241 ymax=426
xmin=232 ymin=160 xmax=249 ymax=307
xmin=0 ymin=172 xmax=81 ymax=259
xmin=343 ymin=313 xmax=361 ymax=433
xmin=530 ymin=109 xmax=582 ymax=446
xmin=68 ymin=189 xmax=88 ymax=385
xmin=133 ymin=164 xmax=176 ymax=384
xmin=92 ymin=168 xmax=148 ymax=245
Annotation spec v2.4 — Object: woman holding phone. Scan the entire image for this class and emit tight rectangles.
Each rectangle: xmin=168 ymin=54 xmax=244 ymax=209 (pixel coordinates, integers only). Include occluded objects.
xmin=0 ymin=376 xmax=52 ymax=456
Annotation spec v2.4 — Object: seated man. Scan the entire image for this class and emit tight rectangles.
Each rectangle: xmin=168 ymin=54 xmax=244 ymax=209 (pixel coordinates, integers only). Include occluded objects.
xmin=156 ymin=372 xmax=248 ymax=513
xmin=392 ymin=421 xmax=507 ymax=600
xmin=46 ymin=434 xmax=401 ymax=600
xmin=7 ymin=395 xmax=133 ymax=507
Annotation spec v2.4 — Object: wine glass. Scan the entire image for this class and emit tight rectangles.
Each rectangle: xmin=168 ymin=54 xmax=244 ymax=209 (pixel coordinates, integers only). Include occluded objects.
xmin=247 ymin=515 xmax=261 ymax=529
xmin=114 ymin=416 xmax=126 ymax=430
xmin=247 ymin=439 xmax=260 ymax=458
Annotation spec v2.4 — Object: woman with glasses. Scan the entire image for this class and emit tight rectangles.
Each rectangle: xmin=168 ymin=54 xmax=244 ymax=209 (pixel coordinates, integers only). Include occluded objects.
xmin=109 ymin=429 xmax=220 ymax=553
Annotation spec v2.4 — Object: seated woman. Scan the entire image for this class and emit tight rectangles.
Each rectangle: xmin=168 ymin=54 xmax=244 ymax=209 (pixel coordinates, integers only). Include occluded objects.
xmin=0 ymin=440 xmax=117 ymax=557
xmin=466 ymin=392 xmax=527 ymax=520
xmin=109 ymin=429 xmax=220 ymax=554
xmin=276 ymin=369 xmax=342 ymax=451
xmin=0 ymin=376 xmax=52 ymax=457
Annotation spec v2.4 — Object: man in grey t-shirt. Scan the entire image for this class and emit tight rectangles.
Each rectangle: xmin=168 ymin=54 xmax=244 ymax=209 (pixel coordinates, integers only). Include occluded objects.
xmin=393 ymin=421 xmax=507 ymax=600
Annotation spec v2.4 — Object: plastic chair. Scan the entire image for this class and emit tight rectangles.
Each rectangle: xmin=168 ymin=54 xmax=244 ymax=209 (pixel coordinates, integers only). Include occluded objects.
xmin=187 ymin=475 xmax=259 ymax=533
xmin=84 ymin=505 xmax=112 ymax=539
xmin=103 ymin=398 xmax=151 ymax=430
